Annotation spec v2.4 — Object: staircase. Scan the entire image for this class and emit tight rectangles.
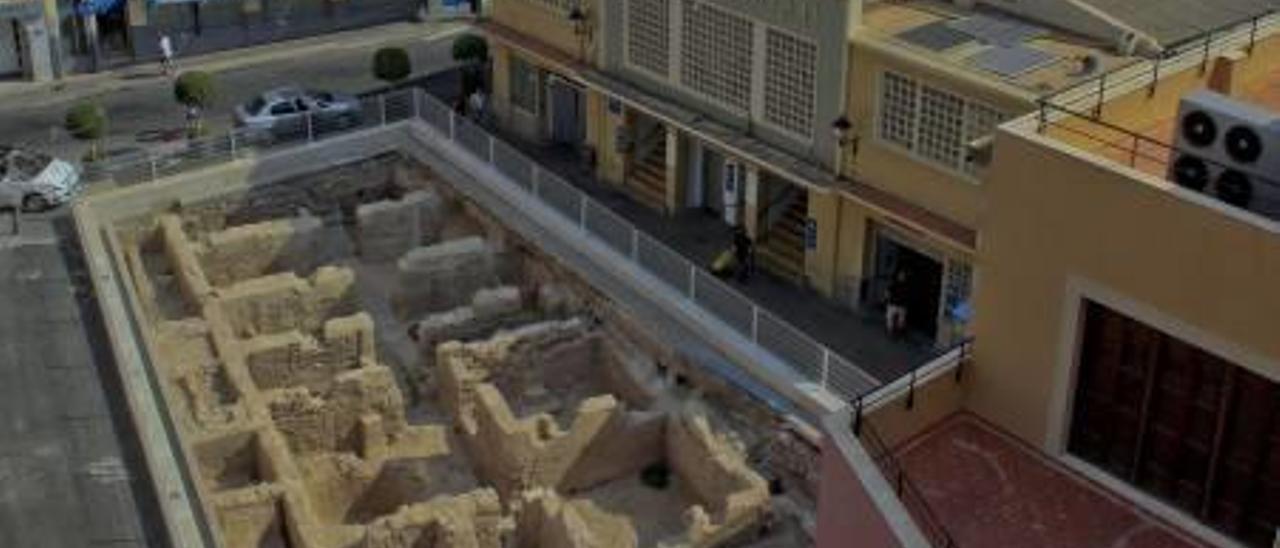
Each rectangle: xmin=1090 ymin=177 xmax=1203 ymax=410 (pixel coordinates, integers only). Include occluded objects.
xmin=757 ymin=192 xmax=807 ymax=282
xmin=627 ymin=135 xmax=668 ymax=213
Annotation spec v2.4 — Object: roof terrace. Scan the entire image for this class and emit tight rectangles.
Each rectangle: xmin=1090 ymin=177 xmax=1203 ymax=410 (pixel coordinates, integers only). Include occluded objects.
xmin=857 ymin=0 xmax=1136 ymax=97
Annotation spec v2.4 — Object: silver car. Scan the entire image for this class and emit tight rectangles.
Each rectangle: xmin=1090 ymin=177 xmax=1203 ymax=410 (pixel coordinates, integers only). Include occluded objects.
xmin=0 ymin=146 xmax=82 ymax=212
xmin=233 ymin=87 xmax=365 ymax=139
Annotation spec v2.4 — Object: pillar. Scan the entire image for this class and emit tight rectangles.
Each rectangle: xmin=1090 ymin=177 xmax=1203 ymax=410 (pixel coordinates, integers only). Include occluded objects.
xmin=806 ymin=191 xmax=840 ymax=296
xmin=743 ymin=165 xmax=763 ymax=239
xmin=663 ymin=124 xmax=685 ymax=214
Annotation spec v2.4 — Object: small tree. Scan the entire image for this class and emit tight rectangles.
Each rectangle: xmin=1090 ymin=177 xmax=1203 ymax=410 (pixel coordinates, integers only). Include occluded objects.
xmin=174 ymin=71 xmax=216 ymax=137
xmin=372 ymin=47 xmax=412 ymax=85
xmin=65 ymin=102 xmax=108 ymax=161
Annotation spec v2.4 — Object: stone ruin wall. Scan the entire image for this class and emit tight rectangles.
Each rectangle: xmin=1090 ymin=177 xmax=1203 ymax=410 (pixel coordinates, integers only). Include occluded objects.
xmin=108 ymin=158 xmax=804 ymax=548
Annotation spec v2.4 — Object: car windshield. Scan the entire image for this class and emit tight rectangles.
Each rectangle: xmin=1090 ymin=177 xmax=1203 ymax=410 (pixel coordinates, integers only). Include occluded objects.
xmin=11 ymin=151 xmax=51 ymax=178
xmin=248 ymin=96 xmax=268 ymax=115
xmin=309 ymin=90 xmax=335 ymax=103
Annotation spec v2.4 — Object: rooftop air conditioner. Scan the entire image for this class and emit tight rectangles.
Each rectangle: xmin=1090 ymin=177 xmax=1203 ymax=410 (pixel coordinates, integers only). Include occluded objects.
xmin=1168 ymin=89 xmax=1280 ymax=219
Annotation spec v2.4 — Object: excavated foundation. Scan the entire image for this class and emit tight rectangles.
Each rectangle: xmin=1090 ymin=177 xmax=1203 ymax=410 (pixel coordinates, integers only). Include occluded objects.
xmin=108 ymin=155 xmax=818 ymax=548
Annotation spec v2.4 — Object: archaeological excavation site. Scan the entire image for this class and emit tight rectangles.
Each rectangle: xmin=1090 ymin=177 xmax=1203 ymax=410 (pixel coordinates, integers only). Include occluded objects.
xmin=88 ymin=153 xmax=821 ymax=548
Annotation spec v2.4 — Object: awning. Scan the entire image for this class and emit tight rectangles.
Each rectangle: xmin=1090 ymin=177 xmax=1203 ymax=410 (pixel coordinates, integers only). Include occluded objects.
xmin=73 ymin=0 xmax=124 ymax=16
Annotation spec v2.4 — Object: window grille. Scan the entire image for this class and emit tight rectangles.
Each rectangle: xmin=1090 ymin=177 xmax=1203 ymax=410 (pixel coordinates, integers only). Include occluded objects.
xmin=510 ymin=56 xmax=539 ymax=113
xmin=764 ymin=29 xmax=817 ymax=138
xmin=878 ymin=72 xmax=918 ymax=149
xmin=680 ymin=0 xmax=753 ymax=112
xmin=878 ymin=71 xmax=1009 ymax=175
xmin=626 ymin=0 xmax=670 ymax=77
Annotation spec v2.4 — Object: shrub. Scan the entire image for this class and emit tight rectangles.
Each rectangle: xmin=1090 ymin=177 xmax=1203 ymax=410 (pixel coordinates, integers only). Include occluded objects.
xmin=372 ymin=47 xmax=412 ymax=84
xmin=173 ymin=71 xmax=216 ymax=109
xmin=451 ymin=34 xmax=488 ymax=65
xmin=65 ymin=102 xmax=107 ymax=161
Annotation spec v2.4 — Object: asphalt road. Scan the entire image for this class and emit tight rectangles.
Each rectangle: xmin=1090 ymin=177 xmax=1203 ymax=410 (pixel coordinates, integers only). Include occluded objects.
xmin=0 ymin=25 xmax=462 ymax=162
xmin=0 ymin=209 xmax=168 ymax=548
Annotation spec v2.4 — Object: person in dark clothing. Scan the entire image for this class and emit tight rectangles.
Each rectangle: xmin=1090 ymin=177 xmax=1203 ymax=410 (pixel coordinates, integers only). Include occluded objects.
xmin=733 ymin=227 xmax=755 ymax=282
xmin=885 ymin=269 xmax=909 ymax=336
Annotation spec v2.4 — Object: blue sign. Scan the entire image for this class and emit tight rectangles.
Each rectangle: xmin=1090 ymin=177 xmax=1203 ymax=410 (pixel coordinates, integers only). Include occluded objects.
xmin=75 ymin=0 xmax=124 ymax=15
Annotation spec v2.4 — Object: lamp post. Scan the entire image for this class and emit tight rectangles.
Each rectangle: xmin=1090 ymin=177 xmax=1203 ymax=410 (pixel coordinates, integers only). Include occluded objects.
xmin=832 ymin=115 xmax=856 ymax=178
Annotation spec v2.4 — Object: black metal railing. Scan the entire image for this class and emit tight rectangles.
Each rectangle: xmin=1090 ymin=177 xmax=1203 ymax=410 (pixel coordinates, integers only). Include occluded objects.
xmin=858 ymin=418 xmax=959 ymax=548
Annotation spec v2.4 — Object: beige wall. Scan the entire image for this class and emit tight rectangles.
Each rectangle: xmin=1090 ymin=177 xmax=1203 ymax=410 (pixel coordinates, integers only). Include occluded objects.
xmin=845 ymin=39 xmax=1033 ymax=229
xmin=491 ymin=0 xmax=591 ymax=61
xmin=970 ymin=126 xmax=1280 ymax=451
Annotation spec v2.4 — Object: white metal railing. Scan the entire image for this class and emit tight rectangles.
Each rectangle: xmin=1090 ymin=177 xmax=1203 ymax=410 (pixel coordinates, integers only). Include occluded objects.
xmin=83 ymin=86 xmax=968 ymax=404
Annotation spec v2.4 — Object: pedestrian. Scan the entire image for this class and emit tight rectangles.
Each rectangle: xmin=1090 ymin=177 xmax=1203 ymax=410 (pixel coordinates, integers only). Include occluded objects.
xmin=733 ymin=226 xmax=754 ymax=283
xmin=885 ymin=269 xmax=909 ymax=337
xmin=158 ymin=33 xmax=175 ymax=77
xmin=468 ymin=87 xmax=488 ymax=125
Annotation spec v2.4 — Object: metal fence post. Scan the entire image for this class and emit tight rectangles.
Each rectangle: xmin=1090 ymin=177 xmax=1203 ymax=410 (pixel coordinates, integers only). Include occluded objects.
xmin=380 ymin=94 xmax=388 ymax=126
xmin=413 ymin=88 xmax=421 ymax=119
xmin=306 ymin=112 xmax=314 ymax=142
xmin=488 ymin=135 xmax=496 ymax=164
xmin=751 ymin=306 xmax=759 ymax=342
xmin=531 ymin=165 xmax=541 ymax=197
xmin=529 ymin=164 xmax=540 ymax=195
xmin=687 ymin=264 xmax=697 ymax=299
xmin=448 ymin=110 xmax=456 ymax=140
xmin=229 ymin=131 xmax=237 ymax=159
xmin=630 ymin=229 xmax=639 ymax=261
xmin=579 ymin=196 xmax=587 ymax=230
xmin=821 ymin=349 xmax=831 ymax=389
xmin=149 ymin=155 xmax=158 ymax=181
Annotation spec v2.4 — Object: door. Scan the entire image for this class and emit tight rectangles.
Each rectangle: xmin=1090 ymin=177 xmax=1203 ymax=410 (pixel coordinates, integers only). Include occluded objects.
xmin=0 ymin=20 xmax=23 ymax=76
xmin=701 ymin=148 xmax=724 ymax=214
xmin=871 ymin=230 xmax=943 ymax=338
xmin=547 ymin=77 xmax=584 ymax=146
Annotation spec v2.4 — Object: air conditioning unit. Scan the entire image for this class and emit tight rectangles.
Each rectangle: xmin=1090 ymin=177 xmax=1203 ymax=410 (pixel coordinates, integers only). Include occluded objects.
xmin=1168 ymin=89 xmax=1280 ymax=219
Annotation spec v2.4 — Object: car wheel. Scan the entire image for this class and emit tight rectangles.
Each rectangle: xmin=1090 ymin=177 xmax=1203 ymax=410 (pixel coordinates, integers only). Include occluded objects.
xmin=22 ymin=194 xmax=50 ymax=213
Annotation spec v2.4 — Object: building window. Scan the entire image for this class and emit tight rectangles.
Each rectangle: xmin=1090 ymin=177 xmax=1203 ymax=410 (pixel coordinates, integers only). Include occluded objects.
xmin=679 ymin=0 xmax=753 ymax=112
xmin=878 ymin=71 xmax=1009 ymax=176
xmin=878 ymin=72 xmax=918 ymax=150
xmin=917 ymin=85 xmax=966 ymax=169
xmin=626 ymin=0 xmax=670 ymax=77
xmin=764 ymin=29 xmax=817 ymax=139
xmin=510 ymin=56 xmax=539 ymax=113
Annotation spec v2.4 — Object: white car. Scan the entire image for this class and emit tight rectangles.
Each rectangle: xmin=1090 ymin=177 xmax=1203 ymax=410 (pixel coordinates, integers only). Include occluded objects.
xmin=0 ymin=146 xmax=82 ymax=212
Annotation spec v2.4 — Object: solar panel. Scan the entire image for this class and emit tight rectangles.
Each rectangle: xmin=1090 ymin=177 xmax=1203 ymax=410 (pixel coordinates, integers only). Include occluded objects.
xmin=897 ymin=21 xmax=974 ymax=52
xmin=968 ymin=45 xmax=1059 ymax=77
xmin=948 ymin=14 xmax=1048 ymax=46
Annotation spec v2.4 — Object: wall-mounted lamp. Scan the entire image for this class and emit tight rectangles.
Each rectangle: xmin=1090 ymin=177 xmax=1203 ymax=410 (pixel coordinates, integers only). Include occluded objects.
xmin=567 ymin=5 xmax=593 ymax=61
xmin=832 ymin=115 xmax=859 ymax=176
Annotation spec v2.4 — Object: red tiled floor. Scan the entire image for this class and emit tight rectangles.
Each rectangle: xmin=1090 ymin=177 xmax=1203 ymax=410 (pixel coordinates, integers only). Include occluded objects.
xmin=893 ymin=414 xmax=1208 ymax=548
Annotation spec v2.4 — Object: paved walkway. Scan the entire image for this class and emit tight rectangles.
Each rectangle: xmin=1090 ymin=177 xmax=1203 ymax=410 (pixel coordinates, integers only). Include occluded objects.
xmin=0 ymin=213 xmax=166 ymax=547
xmin=464 ymin=110 xmax=942 ymax=385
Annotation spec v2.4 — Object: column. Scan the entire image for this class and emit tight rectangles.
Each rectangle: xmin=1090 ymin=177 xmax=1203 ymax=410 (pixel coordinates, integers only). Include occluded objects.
xmin=743 ymin=166 xmax=763 ymax=239
xmin=806 ymin=191 xmax=840 ymax=296
xmin=663 ymin=124 xmax=684 ymax=215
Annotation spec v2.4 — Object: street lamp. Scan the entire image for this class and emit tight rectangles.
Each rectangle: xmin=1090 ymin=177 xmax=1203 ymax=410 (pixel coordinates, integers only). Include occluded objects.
xmin=832 ymin=115 xmax=857 ymax=177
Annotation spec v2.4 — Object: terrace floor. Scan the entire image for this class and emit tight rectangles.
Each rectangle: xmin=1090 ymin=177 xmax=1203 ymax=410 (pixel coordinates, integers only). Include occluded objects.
xmin=447 ymin=103 xmax=942 ymax=390
xmin=894 ymin=413 xmax=1208 ymax=548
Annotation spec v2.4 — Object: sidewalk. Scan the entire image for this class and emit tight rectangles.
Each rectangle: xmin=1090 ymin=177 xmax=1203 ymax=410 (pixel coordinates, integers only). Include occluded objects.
xmin=0 ymin=19 xmax=471 ymax=108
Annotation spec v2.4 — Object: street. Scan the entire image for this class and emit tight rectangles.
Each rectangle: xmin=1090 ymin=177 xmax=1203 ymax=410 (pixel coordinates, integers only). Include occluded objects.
xmin=0 ymin=21 xmax=466 ymax=163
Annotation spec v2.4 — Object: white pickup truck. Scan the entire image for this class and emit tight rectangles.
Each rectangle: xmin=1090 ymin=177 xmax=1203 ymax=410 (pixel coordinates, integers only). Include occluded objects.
xmin=0 ymin=146 xmax=82 ymax=212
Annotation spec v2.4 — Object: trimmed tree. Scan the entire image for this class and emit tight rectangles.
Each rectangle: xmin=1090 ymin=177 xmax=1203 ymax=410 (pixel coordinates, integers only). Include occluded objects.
xmin=372 ymin=47 xmax=412 ymax=85
xmin=65 ymin=102 xmax=107 ymax=162
xmin=451 ymin=34 xmax=489 ymax=96
xmin=174 ymin=71 xmax=216 ymax=137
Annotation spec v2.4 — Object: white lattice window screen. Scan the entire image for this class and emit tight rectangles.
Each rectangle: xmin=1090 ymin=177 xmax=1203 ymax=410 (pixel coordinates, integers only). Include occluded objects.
xmin=680 ymin=0 xmax=753 ymax=112
xmin=521 ymin=0 xmax=574 ymax=13
xmin=626 ymin=0 xmax=670 ymax=77
xmin=917 ymin=86 xmax=966 ymax=168
xmin=879 ymin=71 xmax=1007 ymax=175
xmin=764 ymin=29 xmax=817 ymax=138
xmin=944 ymin=260 xmax=972 ymax=315
xmin=509 ymin=56 xmax=539 ymax=113
xmin=878 ymin=72 xmax=918 ymax=149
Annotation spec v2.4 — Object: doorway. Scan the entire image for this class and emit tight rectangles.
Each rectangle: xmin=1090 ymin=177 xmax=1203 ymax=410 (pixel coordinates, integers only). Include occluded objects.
xmin=1068 ymin=301 xmax=1280 ymax=547
xmin=870 ymin=229 xmax=943 ymax=339
xmin=0 ymin=20 xmax=22 ymax=76
xmin=546 ymin=76 xmax=584 ymax=147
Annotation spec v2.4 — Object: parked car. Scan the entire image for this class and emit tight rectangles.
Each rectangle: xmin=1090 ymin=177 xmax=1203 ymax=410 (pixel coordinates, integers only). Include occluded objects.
xmin=0 ymin=146 xmax=82 ymax=212
xmin=233 ymin=87 xmax=365 ymax=139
